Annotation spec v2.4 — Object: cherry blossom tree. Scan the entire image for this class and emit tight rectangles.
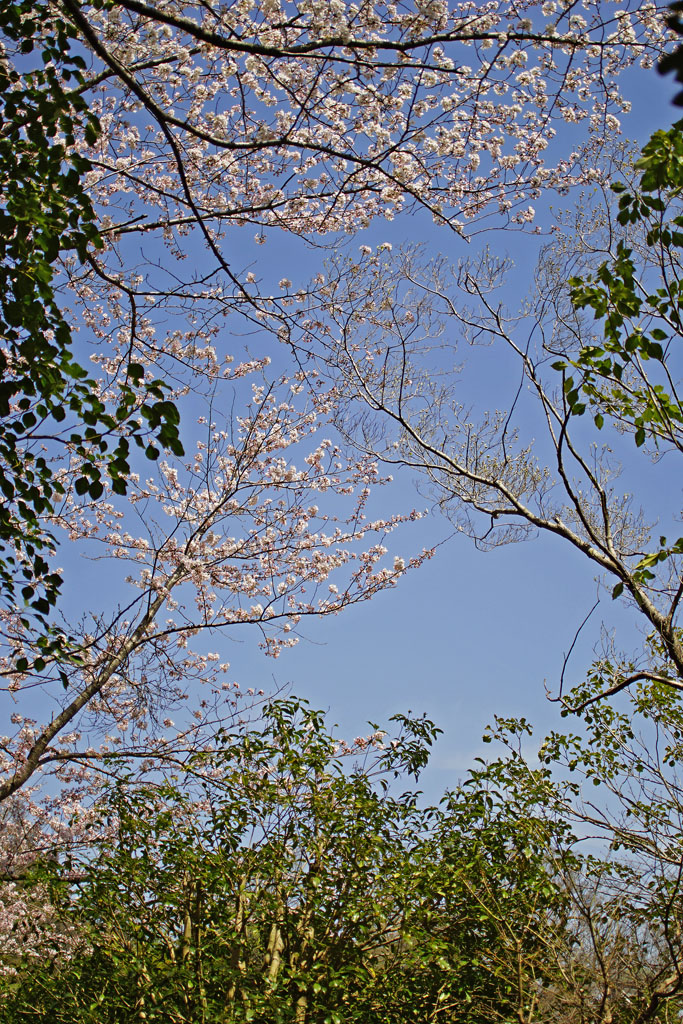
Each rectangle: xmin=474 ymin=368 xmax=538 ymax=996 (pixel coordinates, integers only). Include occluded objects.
xmin=69 ymin=0 xmax=665 ymax=242
xmin=1 ymin=0 xmax=669 ymax=804
xmin=0 ymin=0 xmax=676 ymax=898
xmin=0 ymin=0 xmax=678 ymax=984
xmin=0 ymin=367 xmax=424 ymax=802
xmin=61 ymin=0 xmax=667 ymax=385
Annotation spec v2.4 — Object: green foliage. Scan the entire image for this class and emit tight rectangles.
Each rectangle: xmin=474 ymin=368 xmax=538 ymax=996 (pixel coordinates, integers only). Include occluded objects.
xmin=0 ymin=699 xmax=572 ymax=1024
xmin=0 ymin=3 xmax=184 ymax=665
xmin=7 ymin=691 xmax=683 ymax=1022
xmin=559 ymin=122 xmax=683 ymax=448
xmin=551 ymin=122 xmax=683 ymax=601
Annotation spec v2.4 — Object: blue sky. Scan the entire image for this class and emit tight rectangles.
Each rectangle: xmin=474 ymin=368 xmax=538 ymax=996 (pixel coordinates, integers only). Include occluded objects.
xmin=151 ymin=57 xmax=678 ymax=799
xmin=45 ymin=37 xmax=683 ymax=802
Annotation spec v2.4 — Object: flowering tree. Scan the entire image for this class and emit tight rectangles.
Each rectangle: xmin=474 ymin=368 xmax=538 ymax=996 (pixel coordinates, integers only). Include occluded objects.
xmin=62 ymin=0 xmax=667 ymax=381
xmin=0 ymin=369 xmax=422 ymax=803
xmin=0 ymin=0 xmax=669 ymax=807
xmin=67 ymin=0 xmax=664 ymax=238
xmin=0 ymin=4 xmax=676 ymax=916
xmin=0 ymin=0 xmax=678 ymax=992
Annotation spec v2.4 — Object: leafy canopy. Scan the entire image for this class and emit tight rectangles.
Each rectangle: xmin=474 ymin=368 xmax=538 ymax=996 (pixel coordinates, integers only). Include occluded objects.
xmin=0 ymin=1 xmax=184 ymax=668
